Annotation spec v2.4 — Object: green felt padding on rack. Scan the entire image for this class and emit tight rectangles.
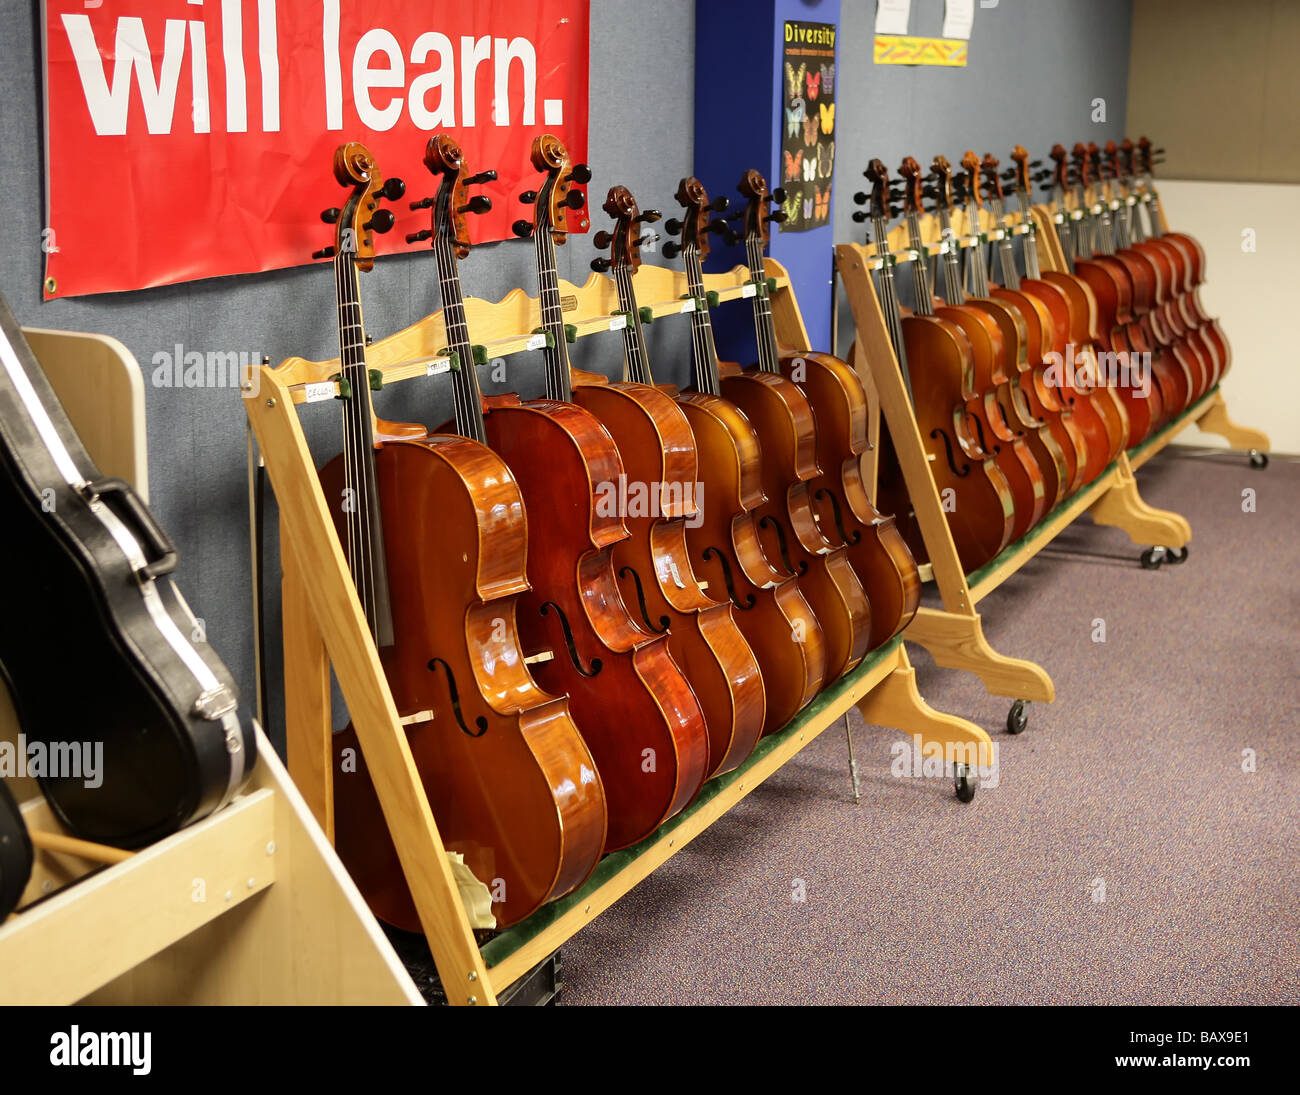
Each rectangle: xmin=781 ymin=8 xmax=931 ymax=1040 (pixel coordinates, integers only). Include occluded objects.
xmin=331 ymin=374 xmax=351 ymax=400
xmin=472 ymin=344 xmax=489 ymax=365
xmin=443 ymin=350 xmax=461 ymax=372
xmin=368 ymin=368 xmax=384 ymax=391
xmin=564 ymin=323 xmax=578 ymax=344
xmin=767 ymin=277 xmax=778 ymax=294
xmin=960 ymin=386 xmax=1218 ymax=589
xmin=638 ymin=306 xmax=654 ymax=325
xmin=705 ymin=290 xmax=720 ymax=308
xmin=479 ymin=635 xmax=904 ymax=970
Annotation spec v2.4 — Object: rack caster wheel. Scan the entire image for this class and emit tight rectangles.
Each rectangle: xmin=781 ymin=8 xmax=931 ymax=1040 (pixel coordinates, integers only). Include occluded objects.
xmin=1006 ymin=698 xmax=1029 ymax=735
xmin=1140 ymin=546 xmax=1167 ymax=570
xmin=1249 ymin=450 xmax=1269 ymax=469
xmin=1166 ymin=546 xmax=1189 ymax=565
xmin=954 ymin=763 xmax=977 ymax=803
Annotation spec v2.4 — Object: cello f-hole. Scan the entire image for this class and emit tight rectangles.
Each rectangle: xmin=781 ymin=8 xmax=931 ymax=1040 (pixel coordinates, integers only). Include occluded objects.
xmin=814 ymin=487 xmax=861 ymax=546
xmin=617 ymin=565 xmax=671 ymax=634
xmin=701 ymin=546 xmax=757 ymax=610
xmin=425 ymin=658 xmax=489 ymax=738
xmin=758 ymin=515 xmax=807 ymax=576
xmin=539 ymin=602 xmax=603 ymax=677
xmin=930 ymin=428 xmax=971 ymax=478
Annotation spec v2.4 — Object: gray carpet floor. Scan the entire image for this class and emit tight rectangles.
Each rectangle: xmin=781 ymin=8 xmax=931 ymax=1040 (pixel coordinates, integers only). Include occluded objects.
xmin=557 ymin=448 xmax=1300 ymax=1005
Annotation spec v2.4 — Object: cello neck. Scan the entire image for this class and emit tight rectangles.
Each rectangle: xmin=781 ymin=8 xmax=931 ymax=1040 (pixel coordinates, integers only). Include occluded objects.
xmin=533 ymin=225 xmax=575 ymax=403
xmin=742 ymin=231 xmax=783 ymax=375
xmin=430 ymin=229 xmax=489 ymax=445
xmin=683 ymin=243 xmax=724 ymax=396
xmin=612 ymin=261 xmax=654 ymax=385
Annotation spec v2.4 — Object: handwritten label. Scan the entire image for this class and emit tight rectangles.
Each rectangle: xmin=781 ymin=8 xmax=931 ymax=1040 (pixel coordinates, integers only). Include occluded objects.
xmin=526 ymin=333 xmax=548 ymax=351
xmin=304 ymin=381 xmax=335 ymax=404
xmin=680 ymin=299 xmax=697 ymax=313
xmin=741 ymin=284 xmax=758 ymax=298
xmin=426 ymin=357 xmax=451 ymax=377
xmin=608 ymin=314 xmax=628 ymax=331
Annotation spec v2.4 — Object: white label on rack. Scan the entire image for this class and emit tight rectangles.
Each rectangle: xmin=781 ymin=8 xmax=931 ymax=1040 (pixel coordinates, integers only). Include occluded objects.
xmin=608 ymin=314 xmax=628 ymax=331
xmin=304 ymin=381 xmax=335 ymax=404
xmin=426 ymin=356 xmax=451 ymax=377
xmin=680 ymin=299 xmax=697 ymax=313
xmin=526 ymin=333 xmax=547 ymax=351
xmin=1126 ymin=196 xmax=1137 ymax=206
xmin=988 ymin=229 xmax=1004 ymax=241
xmin=937 ymin=240 xmax=951 ymax=255
xmin=741 ymin=284 xmax=757 ymax=298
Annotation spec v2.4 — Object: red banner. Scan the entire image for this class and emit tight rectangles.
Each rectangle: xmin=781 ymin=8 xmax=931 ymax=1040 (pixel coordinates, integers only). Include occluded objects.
xmin=41 ymin=0 xmax=590 ymax=298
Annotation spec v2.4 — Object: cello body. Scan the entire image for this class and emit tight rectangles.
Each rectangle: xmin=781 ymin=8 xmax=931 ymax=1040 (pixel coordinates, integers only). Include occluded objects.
xmin=574 ymin=378 xmax=766 ymax=778
xmin=322 ymin=432 xmax=607 ymax=929
xmin=484 ymin=397 xmax=710 ymax=852
xmin=777 ymin=349 xmax=921 ymax=650
xmin=677 ymin=389 xmax=827 ymax=736
xmin=721 ymin=368 xmax=872 ymax=682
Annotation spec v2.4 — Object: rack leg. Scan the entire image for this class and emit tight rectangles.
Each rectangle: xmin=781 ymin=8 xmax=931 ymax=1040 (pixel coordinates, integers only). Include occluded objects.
xmin=904 ymin=609 xmax=1055 ymax=704
xmin=1193 ymin=391 xmax=1270 ymax=455
xmin=856 ymin=647 xmax=996 ymax=795
xmin=1087 ymin=456 xmax=1191 ymax=549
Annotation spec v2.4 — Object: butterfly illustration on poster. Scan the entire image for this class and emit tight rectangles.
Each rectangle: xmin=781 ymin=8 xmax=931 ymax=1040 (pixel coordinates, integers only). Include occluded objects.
xmin=780 ymin=20 xmax=835 ymax=232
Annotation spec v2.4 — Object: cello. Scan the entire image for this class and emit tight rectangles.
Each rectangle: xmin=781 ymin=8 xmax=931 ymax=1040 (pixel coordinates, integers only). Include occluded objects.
xmin=864 ymin=158 xmax=1016 ymax=573
xmin=584 ymin=184 xmax=766 ymax=778
xmin=456 ymin=134 xmax=709 ymax=852
xmin=663 ymin=177 xmax=827 ymax=735
xmin=733 ymin=170 xmax=921 ymax=652
xmin=898 ymin=155 xmax=1048 ymax=538
xmin=681 ymin=176 xmax=873 ymax=684
xmin=318 ymin=142 xmax=607 ymax=930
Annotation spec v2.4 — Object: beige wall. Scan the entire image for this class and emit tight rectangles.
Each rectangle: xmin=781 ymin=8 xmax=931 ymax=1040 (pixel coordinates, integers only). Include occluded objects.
xmin=1156 ymin=179 xmax=1300 ymax=456
xmin=1127 ymin=0 xmax=1300 ymax=183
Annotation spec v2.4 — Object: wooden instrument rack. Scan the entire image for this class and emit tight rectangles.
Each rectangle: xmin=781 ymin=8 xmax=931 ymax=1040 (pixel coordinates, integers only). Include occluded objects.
xmin=0 ymin=329 xmax=418 ymax=1005
xmin=835 ymin=200 xmax=1270 ymax=725
xmin=246 ymin=259 xmax=996 ymax=1006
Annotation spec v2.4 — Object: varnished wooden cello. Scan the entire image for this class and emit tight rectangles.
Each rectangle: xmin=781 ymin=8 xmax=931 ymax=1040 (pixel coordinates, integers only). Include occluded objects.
xmin=675 ymin=176 xmax=873 ymax=684
xmin=581 ymin=185 xmax=766 ymax=778
xmin=442 ymin=134 xmax=710 ymax=852
xmin=988 ymin=148 xmax=1129 ymax=476
xmin=663 ymin=178 xmax=827 ymax=735
xmin=733 ymin=170 xmax=920 ymax=652
xmin=898 ymin=156 xmax=1048 ymax=539
xmin=318 ymin=142 xmax=607 ymax=930
xmin=864 ymin=158 xmax=1016 ymax=573
xmin=931 ymin=154 xmax=1082 ymax=508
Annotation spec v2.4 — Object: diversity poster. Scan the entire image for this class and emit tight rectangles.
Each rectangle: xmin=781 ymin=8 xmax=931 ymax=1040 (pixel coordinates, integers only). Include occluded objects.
xmin=779 ymin=20 xmax=836 ymax=232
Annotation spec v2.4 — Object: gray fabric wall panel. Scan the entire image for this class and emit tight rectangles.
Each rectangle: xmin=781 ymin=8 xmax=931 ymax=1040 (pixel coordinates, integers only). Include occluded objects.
xmin=0 ymin=0 xmax=696 ymax=755
xmin=832 ymin=0 xmax=1133 ymax=348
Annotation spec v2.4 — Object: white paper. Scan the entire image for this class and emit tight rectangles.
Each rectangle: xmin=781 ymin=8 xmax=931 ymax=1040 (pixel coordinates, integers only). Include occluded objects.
xmin=741 ymin=283 xmax=757 ymax=298
xmin=526 ymin=333 xmax=547 ymax=351
xmin=303 ymin=381 xmax=335 ymax=404
xmin=426 ymin=356 xmax=451 ymax=377
xmin=941 ymin=0 xmax=974 ymax=40
xmin=680 ymin=299 xmax=696 ymax=314
xmin=608 ymin=314 xmax=628 ymax=331
xmin=875 ymin=0 xmax=911 ymax=36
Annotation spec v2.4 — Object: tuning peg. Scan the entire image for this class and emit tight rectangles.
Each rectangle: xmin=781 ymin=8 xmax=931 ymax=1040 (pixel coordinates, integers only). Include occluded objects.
xmin=458 ymin=195 xmax=492 ymax=215
xmin=519 ymin=190 xmax=538 ymax=203
xmin=593 ymin=230 xmax=612 ymax=248
xmin=312 ymin=246 xmax=335 ymax=259
xmin=512 ymin=220 xmax=534 ymax=239
xmin=570 ymin=163 xmax=592 ymax=184
xmin=320 ymin=207 xmax=341 ymax=224
xmin=1032 ymin=170 xmax=1051 ymax=182
xmin=409 ymin=197 xmax=433 ymax=211
xmin=852 ymin=211 xmax=869 ymax=223
xmin=405 ymin=229 xmax=432 ymax=244
xmin=1000 ymin=169 xmax=1015 ymax=180
xmin=772 ymin=188 xmax=787 ymax=202
xmin=664 ymin=217 xmax=683 ymax=235
xmin=853 ymin=191 xmax=868 ymax=205
xmin=591 ymin=257 xmax=612 ymax=272
xmin=562 ymin=190 xmax=585 ymax=210
xmin=636 ymin=209 xmax=662 ymax=223
xmin=768 ymin=211 xmax=789 ymax=223
xmin=365 ymin=210 xmax=395 ymax=233
xmin=709 ymin=196 xmax=729 ymax=213
xmin=662 ymin=241 xmax=681 ymax=259
xmin=726 ymin=209 xmax=746 ymax=221
xmin=635 ymin=233 xmax=659 ymax=247
xmin=465 ymin=170 xmax=498 ymax=185
xmin=377 ymin=178 xmax=405 ymax=202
